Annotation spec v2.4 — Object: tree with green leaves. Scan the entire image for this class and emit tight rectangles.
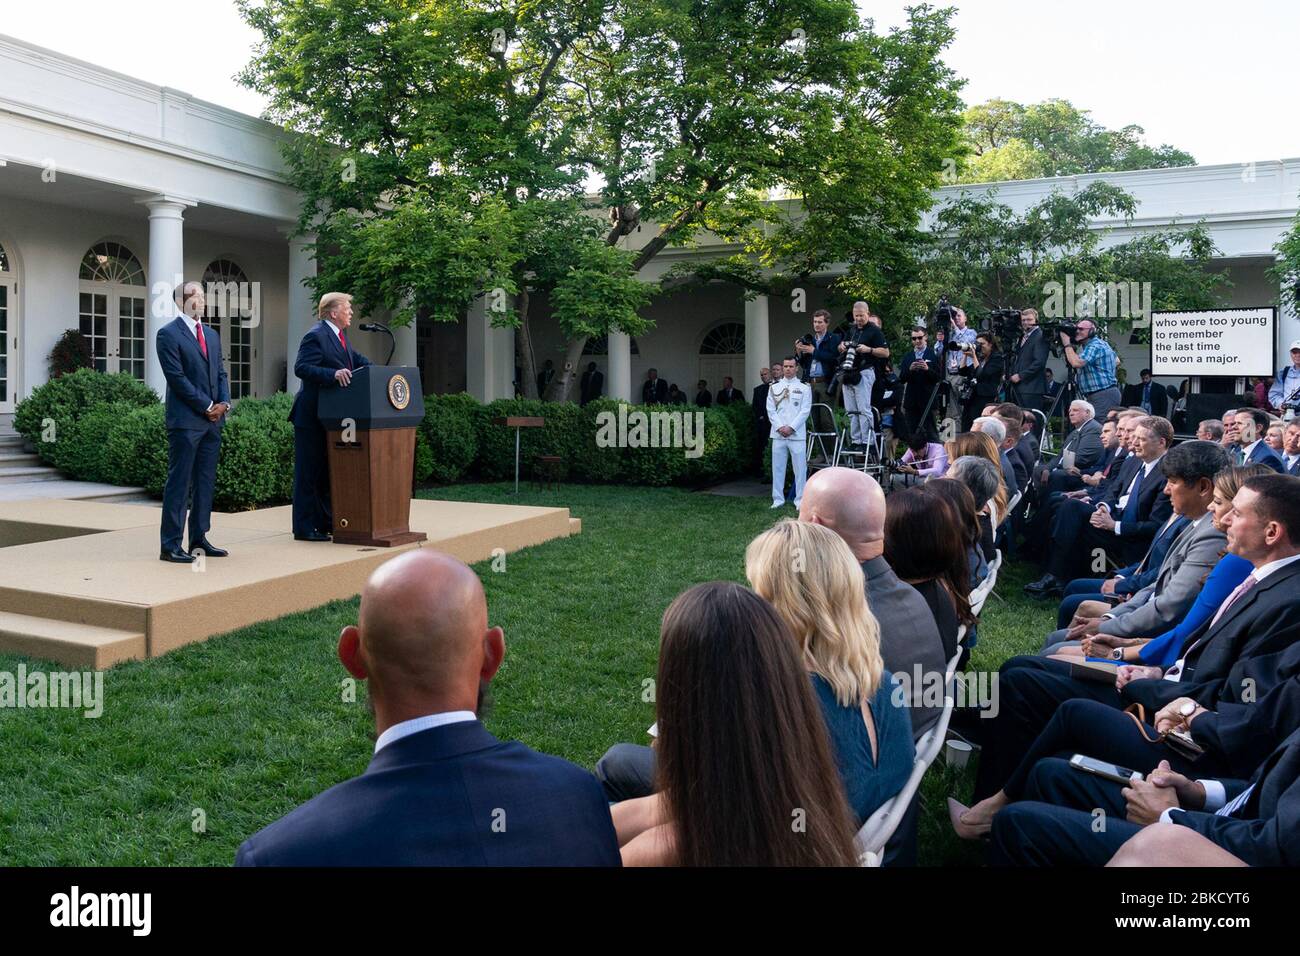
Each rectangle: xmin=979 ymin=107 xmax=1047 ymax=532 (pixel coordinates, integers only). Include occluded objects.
xmin=239 ymin=0 xmax=968 ymax=400
xmin=893 ymin=181 xmax=1231 ymax=343
xmin=958 ymin=98 xmax=1196 ymax=184
xmin=1271 ymin=207 xmax=1300 ymax=318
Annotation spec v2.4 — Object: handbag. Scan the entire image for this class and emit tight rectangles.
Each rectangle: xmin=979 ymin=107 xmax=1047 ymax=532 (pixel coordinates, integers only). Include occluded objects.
xmin=1124 ymin=703 xmax=1205 ymax=762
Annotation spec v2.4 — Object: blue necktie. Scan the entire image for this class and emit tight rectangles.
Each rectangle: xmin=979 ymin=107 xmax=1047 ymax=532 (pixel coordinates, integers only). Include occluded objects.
xmin=1122 ymin=466 xmax=1144 ymax=523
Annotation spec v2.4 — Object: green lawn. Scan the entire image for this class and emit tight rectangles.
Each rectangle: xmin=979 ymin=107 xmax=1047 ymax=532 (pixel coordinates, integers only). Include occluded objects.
xmin=0 ymin=482 xmax=1054 ymax=865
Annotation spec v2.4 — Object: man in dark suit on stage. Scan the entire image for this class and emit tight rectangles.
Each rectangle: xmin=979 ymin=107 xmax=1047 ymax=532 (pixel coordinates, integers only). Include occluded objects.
xmin=289 ymin=292 xmax=372 ymax=541
xmin=236 ymin=549 xmax=620 ymax=866
xmin=157 ymin=281 xmax=230 ymax=563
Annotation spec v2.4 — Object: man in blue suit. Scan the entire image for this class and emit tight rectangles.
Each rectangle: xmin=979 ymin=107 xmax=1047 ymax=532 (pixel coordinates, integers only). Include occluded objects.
xmin=289 ymin=292 xmax=371 ymax=541
xmin=235 ymin=550 xmax=621 ymax=866
xmin=157 ymin=281 xmax=230 ymax=563
xmin=1233 ymin=408 xmax=1284 ymax=473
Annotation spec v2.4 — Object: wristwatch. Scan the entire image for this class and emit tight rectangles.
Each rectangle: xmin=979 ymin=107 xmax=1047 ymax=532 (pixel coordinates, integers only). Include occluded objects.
xmin=1111 ymin=648 xmax=1125 ymax=660
xmin=1179 ymin=700 xmax=1198 ymax=719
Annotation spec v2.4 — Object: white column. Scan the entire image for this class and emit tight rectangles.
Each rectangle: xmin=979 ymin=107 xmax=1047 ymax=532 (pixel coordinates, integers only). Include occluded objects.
xmin=391 ymin=315 xmax=418 ymax=369
xmin=744 ymin=293 xmax=771 ymax=391
xmin=608 ymin=329 xmax=632 ymax=402
xmin=284 ymin=231 xmax=317 ymax=394
xmin=466 ymin=295 xmax=518 ymax=401
xmin=138 ymin=194 xmax=196 ymax=396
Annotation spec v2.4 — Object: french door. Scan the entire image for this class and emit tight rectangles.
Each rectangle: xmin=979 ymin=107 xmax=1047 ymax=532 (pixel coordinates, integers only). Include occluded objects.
xmin=0 ymin=279 xmax=15 ymax=412
xmin=78 ymin=283 xmax=147 ymax=379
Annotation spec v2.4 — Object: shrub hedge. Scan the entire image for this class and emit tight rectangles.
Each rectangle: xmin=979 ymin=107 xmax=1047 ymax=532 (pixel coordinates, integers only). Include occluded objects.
xmin=15 ymin=372 xmax=761 ymax=508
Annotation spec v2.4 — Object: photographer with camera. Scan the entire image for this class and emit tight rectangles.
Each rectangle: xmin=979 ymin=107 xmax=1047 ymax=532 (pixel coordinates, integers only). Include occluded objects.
xmin=1008 ymin=308 xmax=1049 ymax=421
xmin=834 ymin=301 xmax=889 ymax=450
xmin=1059 ymin=318 xmax=1121 ymax=421
xmin=943 ymin=307 xmax=978 ymax=425
xmin=959 ymin=332 xmax=1005 ymax=432
xmin=795 ymin=310 xmax=841 ymax=459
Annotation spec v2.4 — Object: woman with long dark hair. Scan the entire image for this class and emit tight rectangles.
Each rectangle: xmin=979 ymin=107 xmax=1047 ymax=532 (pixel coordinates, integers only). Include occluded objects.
xmin=926 ymin=477 xmax=988 ymax=588
xmin=883 ymin=486 xmax=977 ymax=662
xmin=611 ymin=582 xmax=861 ymax=866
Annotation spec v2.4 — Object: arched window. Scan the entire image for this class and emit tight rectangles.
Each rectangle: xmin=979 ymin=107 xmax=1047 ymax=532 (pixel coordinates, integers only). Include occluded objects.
xmin=699 ymin=322 xmax=745 ymax=355
xmin=583 ymin=333 xmax=640 ymax=356
xmin=0 ymin=241 xmax=9 ymax=273
xmin=79 ymin=242 xmax=144 ymax=285
xmin=78 ymin=241 xmax=147 ymax=379
xmin=203 ymin=258 xmax=255 ymax=399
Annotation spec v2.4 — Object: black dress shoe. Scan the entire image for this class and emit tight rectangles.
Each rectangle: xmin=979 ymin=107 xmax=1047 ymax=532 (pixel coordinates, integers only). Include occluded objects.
xmin=189 ymin=539 xmax=228 ymax=558
xmin=294 ymin=531 xmax=331 ymax=542
xmin=1023 ymin=573 xmax=1062 ymax=597
xmin=160 ymin=548 xmax=195 ymax=564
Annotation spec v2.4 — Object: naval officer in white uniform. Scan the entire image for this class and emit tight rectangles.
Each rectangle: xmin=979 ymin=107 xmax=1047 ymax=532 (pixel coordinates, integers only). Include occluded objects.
xmin=767 ymin=356 xmax=813 ymax=508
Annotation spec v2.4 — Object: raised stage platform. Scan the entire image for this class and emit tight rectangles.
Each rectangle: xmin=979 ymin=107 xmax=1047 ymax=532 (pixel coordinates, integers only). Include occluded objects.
xmin=0 ymin=497 xmax=580 ymax=668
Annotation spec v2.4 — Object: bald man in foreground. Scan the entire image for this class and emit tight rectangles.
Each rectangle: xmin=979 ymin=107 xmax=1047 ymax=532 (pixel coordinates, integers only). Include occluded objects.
xmin=799 ymin=467 xmax=946 ymax=739
xmin=236 ymin=550 xmax=620 ymax=866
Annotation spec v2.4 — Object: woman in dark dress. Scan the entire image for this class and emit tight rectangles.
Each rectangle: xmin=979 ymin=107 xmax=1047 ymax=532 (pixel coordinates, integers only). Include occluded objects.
xmin=960 ymin=332 xmax=1005 ymax=431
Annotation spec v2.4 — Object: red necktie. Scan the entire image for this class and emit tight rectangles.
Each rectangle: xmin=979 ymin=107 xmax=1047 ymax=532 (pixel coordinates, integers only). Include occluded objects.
xmin=195 ymin=322 xmax=208 ymax=359
xmin=339 ymin=331 xmax=352 ymax=369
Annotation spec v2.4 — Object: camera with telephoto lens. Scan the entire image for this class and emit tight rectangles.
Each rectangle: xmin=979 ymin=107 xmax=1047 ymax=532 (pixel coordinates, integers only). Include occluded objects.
xmin=826 ymin=325 xmax=870 ymax=398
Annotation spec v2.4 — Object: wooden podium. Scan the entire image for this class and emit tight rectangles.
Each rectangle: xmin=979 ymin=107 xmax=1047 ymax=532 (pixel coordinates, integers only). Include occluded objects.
xmin=317 ymin=365 xmax=429 ymax=547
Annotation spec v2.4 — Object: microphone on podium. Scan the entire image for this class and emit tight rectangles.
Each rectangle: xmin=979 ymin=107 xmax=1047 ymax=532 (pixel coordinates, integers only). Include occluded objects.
xmin=359 ymin=322 xmax=396 ymax=364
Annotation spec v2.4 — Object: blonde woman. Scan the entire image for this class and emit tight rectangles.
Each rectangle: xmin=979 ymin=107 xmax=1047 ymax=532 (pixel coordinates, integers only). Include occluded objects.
xmin=745 ymin=519 xmax=916 ymax=826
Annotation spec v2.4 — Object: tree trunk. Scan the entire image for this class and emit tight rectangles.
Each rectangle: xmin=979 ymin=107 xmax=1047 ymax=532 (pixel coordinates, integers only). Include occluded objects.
xmin=515 ymin=286 xmax=538 ymax=399
xmin=545 ymin=335 xmax=589 ymax=402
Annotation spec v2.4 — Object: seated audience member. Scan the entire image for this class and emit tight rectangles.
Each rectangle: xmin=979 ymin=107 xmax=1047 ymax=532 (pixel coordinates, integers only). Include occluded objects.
xmin=746 ymin=520 xmax=916 ymax=825
xmin=1019 ymin=408 xmax=1040 ymax=460
xmin=799 ymin=468 xmax=947 ymax=738
xmin=1024 ymin=416 xmax=1173 ymax=598
xmin=1196 ymin=418 xmax=1225 ymax=443
xmin=1053 ymin=464 xmax=1265 ymax=664
xmin=991 ymin=404 xmax=1033 ymax=492
xmin=883 ymin=487 xmax=977 ymax=662
xmin=945 ymin=431 xmax=1008 ymax=524
xmin=610 ymin=582 xmax=861 ymax=866
xmin=952 ymin=667 xmax=1300 ymax=866
xmin=965 ymin=473 xmax=1300 ymax=804
xmin=1035 ymin=400 xmax=1104 ymax=493
xmin=927 ymin=478 xmax=989 ymax=588
xmin=973 ymin=416 xmax=1020 ymax=496
xmin=1284 ymin=421 xmax=1300 ymax=476
xmin=896 ymin=431 xmax=949 ymax=483
xmin=236 ymin=550 xmax=619 ymax=866
xmin=947 ymin=454 xmax=1002 ymax=563
xmin=1234 ymin=408 xmax=1284 ymax=472
xmin=1266 ymin=421 xmax=1285 ymax=454
xmin=1037 ymin=440 xmax=1230 ymax=654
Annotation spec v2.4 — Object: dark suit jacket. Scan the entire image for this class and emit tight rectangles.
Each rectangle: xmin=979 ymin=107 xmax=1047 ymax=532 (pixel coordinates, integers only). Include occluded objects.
xmin=642 ymin=378 xmax=668 ymax=404
xmin=1245 ymin=441 xmax=1286 ymax=474
xmin=579 ymin=369 xmax=603 ymax=405
xmin=715 ymin=386 xmax=740 ymax=406
xmin=235 ymin=721 xmax=621 ymax=866
xmin=1122 ymin=381 xmax=1168 ymax=417
xmin=1192 ymin=665 xmax=1300 ymax=781
xmin=1060 ymin=418 xmax=1105 ymax=474
xmin=1012 ymin=434 xmax=1037 ymax=479
xmin=798 ymin=331 xmax=842 ymax=380
xmin=898 ymin=347 xmax=941 ymax=411
xmin=1123 ymin=559 xmax=1300 ymax=713
xmin=289 ymin=321 xmax=372 ymax=429
xmin=1172 ymin=721 xmax=1300 ymax=866
xmin=963 ymin=352 xmax=1004 ymax=402
xmin=861 ymin=556 xmax=946 ymax=740
xmin=1012 ymin=327 xmax=1049 ymax=397
xmin=157 ymin=317 xmax=230 ymax=431
xmin=752 ymin=383 xmax=771 ymax=427
xmin=1098 ymin=457 xmax=1173 ymax=563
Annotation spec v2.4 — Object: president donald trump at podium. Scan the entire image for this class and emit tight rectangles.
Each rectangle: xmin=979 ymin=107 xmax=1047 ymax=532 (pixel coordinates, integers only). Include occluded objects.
xmin=290 ymin=292 xmax=371 ymax=541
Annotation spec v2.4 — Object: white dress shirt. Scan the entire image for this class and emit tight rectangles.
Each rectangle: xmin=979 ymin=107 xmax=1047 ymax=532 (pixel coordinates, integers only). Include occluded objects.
xmin=1105 ymin=454 xmax=1163 ymax=536
xmin=374 ymin=710 xmax=476 ymax=753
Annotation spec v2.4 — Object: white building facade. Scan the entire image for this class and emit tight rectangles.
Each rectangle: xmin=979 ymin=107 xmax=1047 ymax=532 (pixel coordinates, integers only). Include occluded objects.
xmin=2 ymin=33 xmax=1298 ymax=416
